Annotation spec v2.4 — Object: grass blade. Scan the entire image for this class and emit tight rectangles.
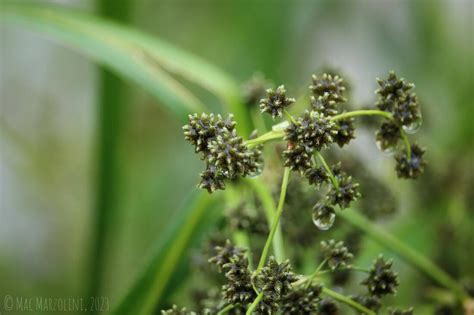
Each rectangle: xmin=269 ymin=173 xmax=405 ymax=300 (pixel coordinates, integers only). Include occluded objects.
xmin=112 ymin=191 xmax=219 ymax=315
xmin=1 ymin=3 xmax=250 ymax=133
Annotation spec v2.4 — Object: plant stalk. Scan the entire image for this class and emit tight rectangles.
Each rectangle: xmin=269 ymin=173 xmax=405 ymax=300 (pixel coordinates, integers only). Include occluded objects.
xmin=217 ymin=304 xmax=235 ymax=315
xmin=322 ymin=287 xmax=376 ymax=315
xmin=330 ymin=109 xmax=393 ymax=121
xmin=246 ymin=291 xmax=264 ymax=315
xmin=255 ymin=167 xmax=291 ymax=272
xmin=315 ymin=151 xmax=339 ymax=189
xmin=338 ymin=209 xmax=469 ymax=301
xmin=245 ymin=178 xmax=285 ymax=263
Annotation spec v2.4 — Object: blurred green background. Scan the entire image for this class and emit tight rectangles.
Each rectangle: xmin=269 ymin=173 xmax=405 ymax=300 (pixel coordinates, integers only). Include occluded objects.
xmin=1 ymin=0 xmax=472 ymax=314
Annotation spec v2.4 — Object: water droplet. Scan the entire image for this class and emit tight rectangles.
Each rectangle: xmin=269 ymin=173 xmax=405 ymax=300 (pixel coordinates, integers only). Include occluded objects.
xmin=402 ymin=114 xmax=422 ymax=134
xmin=376 ymin=139 xmax=397 ymax=155
xmin=312 ymin=209 xmax=335 ymax=230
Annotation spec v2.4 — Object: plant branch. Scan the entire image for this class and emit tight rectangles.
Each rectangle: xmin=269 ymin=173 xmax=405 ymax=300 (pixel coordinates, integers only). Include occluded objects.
xmin=315 ymin=151 xmax=339 ymax=189
xmin=246 ymin=291 xmax=264 ymax=315
xmin=338 ymin=209 xmax=469 ymax=301
xmin=217 ymin=304 xmax=235 ymax=315
xmin=400 ymin=128 xmax=412 ymax=159
xmin=245 ymin=178 xmax=285 ymax=263
xmin=305 ymin=259 xmax=327 ymax=289
xmin=256 ymin=167 xmax=291 ymax=272
xmin=322 ymin=287 xmax=376 ymax=315
xmin=330 ymin=109 xmax=393 ymax=121
xmin=246 ymin=130 xmax=285 ymax=148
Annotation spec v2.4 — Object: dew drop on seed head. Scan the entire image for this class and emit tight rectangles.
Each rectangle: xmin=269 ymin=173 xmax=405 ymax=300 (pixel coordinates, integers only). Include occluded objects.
xmin=375 ymin=140 xmax=397 ymax=155
xmin=403 ymin=114 xmax=422 ymax=134
xmin=312 ymin=210 xmax=335 ymax=230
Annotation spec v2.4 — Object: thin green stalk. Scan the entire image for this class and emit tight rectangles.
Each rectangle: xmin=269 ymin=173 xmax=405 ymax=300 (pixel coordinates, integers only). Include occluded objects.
xmin=330 ymin=109 xmax=393 ymax=121
xmin=322 ymin=287 xmax=376 ymax=315
xmin=245 ymin=178 xmax=285 ymax=263
xmin=400 ymin=128 xmax=412 ymax=159
xmin=314 ymin=151 xmax=339 ymax=189
xmin=246 ymin=291 xmax=264 ymax=315
xmin=338 ymin=209 xmax=469 ymax=301
xmin=284 ymin=109 xmax=297 ymax=124
xmin=305 ymin=259 xmax=327 ymax=289
xmin=217 ymin=304 xmax=235 ymax=315
xmin=245 ymin=130 xmax=285 ymax=148
xmin=256 ymin=167 xmax=291 ymax=272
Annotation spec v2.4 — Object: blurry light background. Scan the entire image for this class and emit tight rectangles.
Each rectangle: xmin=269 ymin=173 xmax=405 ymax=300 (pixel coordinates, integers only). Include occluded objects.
xmin=1 ymin=0 xmax=472 ymax=312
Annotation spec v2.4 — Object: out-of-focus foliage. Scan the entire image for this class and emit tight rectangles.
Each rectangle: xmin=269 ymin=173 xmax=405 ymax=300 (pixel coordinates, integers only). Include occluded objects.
xmin=1 ymin=0 xmax=472 ymax=314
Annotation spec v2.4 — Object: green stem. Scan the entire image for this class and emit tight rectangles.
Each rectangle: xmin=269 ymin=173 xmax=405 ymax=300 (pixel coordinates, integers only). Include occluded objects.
xmin=400 ymin=128 xmax=412 ymax=159
xmin=305 ymin=259 xmax=327 ymax=289
xmin=256 ymin=167 xmax=291 ymax=272
xmin=245 ymin=130 xmax=285 ymax=148
xmin=217 ymin=304 xmax=235 ymax=315
xmin=246 ymin=291 xmax=264 ymax=315
xmin=330 ymin=109 xmax=393 ymax=121
xmin=245 ymin=178 xmax=285 ymax=263
xmin=338 ymin=209 xmax=469 ymax=301
xmin=315 ymin=151 xmax=339 ymax=189
xmin=322 ymin=287 xmax=376 ymax=315
xmin=284 ymin=109 xmax=297 ymax=124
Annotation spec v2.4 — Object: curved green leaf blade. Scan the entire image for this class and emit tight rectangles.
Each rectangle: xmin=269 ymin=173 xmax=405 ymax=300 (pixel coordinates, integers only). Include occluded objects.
xmin=1 ymin=3 xmax=250 ymax=132
xmin=112 ymin=191 xmax=219 ymax=315
xmin=1 ymin=3 xmax=205 ymax=118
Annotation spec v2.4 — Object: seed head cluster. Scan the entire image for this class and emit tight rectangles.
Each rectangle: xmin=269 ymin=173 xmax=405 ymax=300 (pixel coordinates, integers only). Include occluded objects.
xmin=283 ymin=111 xmax=338 ymax=172
xmin=176 ymin=70 xmax=422 ymax=314
xmin=395 ymin=144 xmax=426 ymax=179
xmin=374 ymin=71 xmax=425 ymax=178
xmin=183 ymin=113 xmax=262 ymax=193
xmin=259 ymin=85 xmax=295 ymax=119
xmin=254 ymin=257 xmax=298 ymax=313
xmin=281 ymin=284 xmax=322 ymax=314
xmin=320 ymin=239 xmax=354 ymax=270
xmin=362 ymin=255 xmax=400 ymax=297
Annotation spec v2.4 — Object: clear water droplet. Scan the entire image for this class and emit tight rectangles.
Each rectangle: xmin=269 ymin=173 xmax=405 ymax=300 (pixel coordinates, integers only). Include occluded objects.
xmin=376 ymin=139 xmax=397 ymax=155
xmin=403 ymin=114 xmax=422 ymax=134
xmin=312 ymin=210 xmax=335 ymax=230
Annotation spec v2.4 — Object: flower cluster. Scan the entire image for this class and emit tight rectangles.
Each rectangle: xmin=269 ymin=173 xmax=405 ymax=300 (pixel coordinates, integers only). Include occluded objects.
xmin=259 ymin=85 xmax=295 ymax=119
xmin=254 ymin=257 xmax=298 ymax=313
xmin=320 ymin=239 xmax=354 ymax=270
xmin=209 ymin=242 xmax=256 ymax=310
xmin=281 ymin=284 xmax=322 ymax=314
xmin=395 ymin=144 xmax=427 ymax=179
xmin=310 ymin=73 xmax=355 ymax=148
xmin=183 ymin=113 xmax=262 ymax=192
xmin=374 ymin=71 xmax=425 ymax=178
xmin=362 ymin=255 xmax=400 ymax=297
xmin=283 ymin=110 xmax=338 ymax=172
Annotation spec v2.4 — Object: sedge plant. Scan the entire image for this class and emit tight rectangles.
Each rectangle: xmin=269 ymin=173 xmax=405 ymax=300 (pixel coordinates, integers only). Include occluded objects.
xmin=161 ymin=71 xmax=469 ymax=314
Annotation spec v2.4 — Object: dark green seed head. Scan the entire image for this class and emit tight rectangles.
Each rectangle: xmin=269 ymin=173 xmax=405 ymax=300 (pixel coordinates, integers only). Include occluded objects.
xmin=305 ymin=166 xmax=329 ymax=186
xmin=327 ymin=173 xmax=361 ymax=209
xmin=259 ymin=85 xmax=295 ymax=119
xmin=281 ymin=284 xmax=323 ymax=314
xmin=334 ymin=117 xmax=355 ymax=147
xmin=310 ymin=73 xmax=347 ymax=103
xmin=362 ymin=255 xmax=399 ymax=297
xmin=320 ymin=239 xmax=354 ymax=270
xmin=395 ymin=144 xmax=426 ymax=179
